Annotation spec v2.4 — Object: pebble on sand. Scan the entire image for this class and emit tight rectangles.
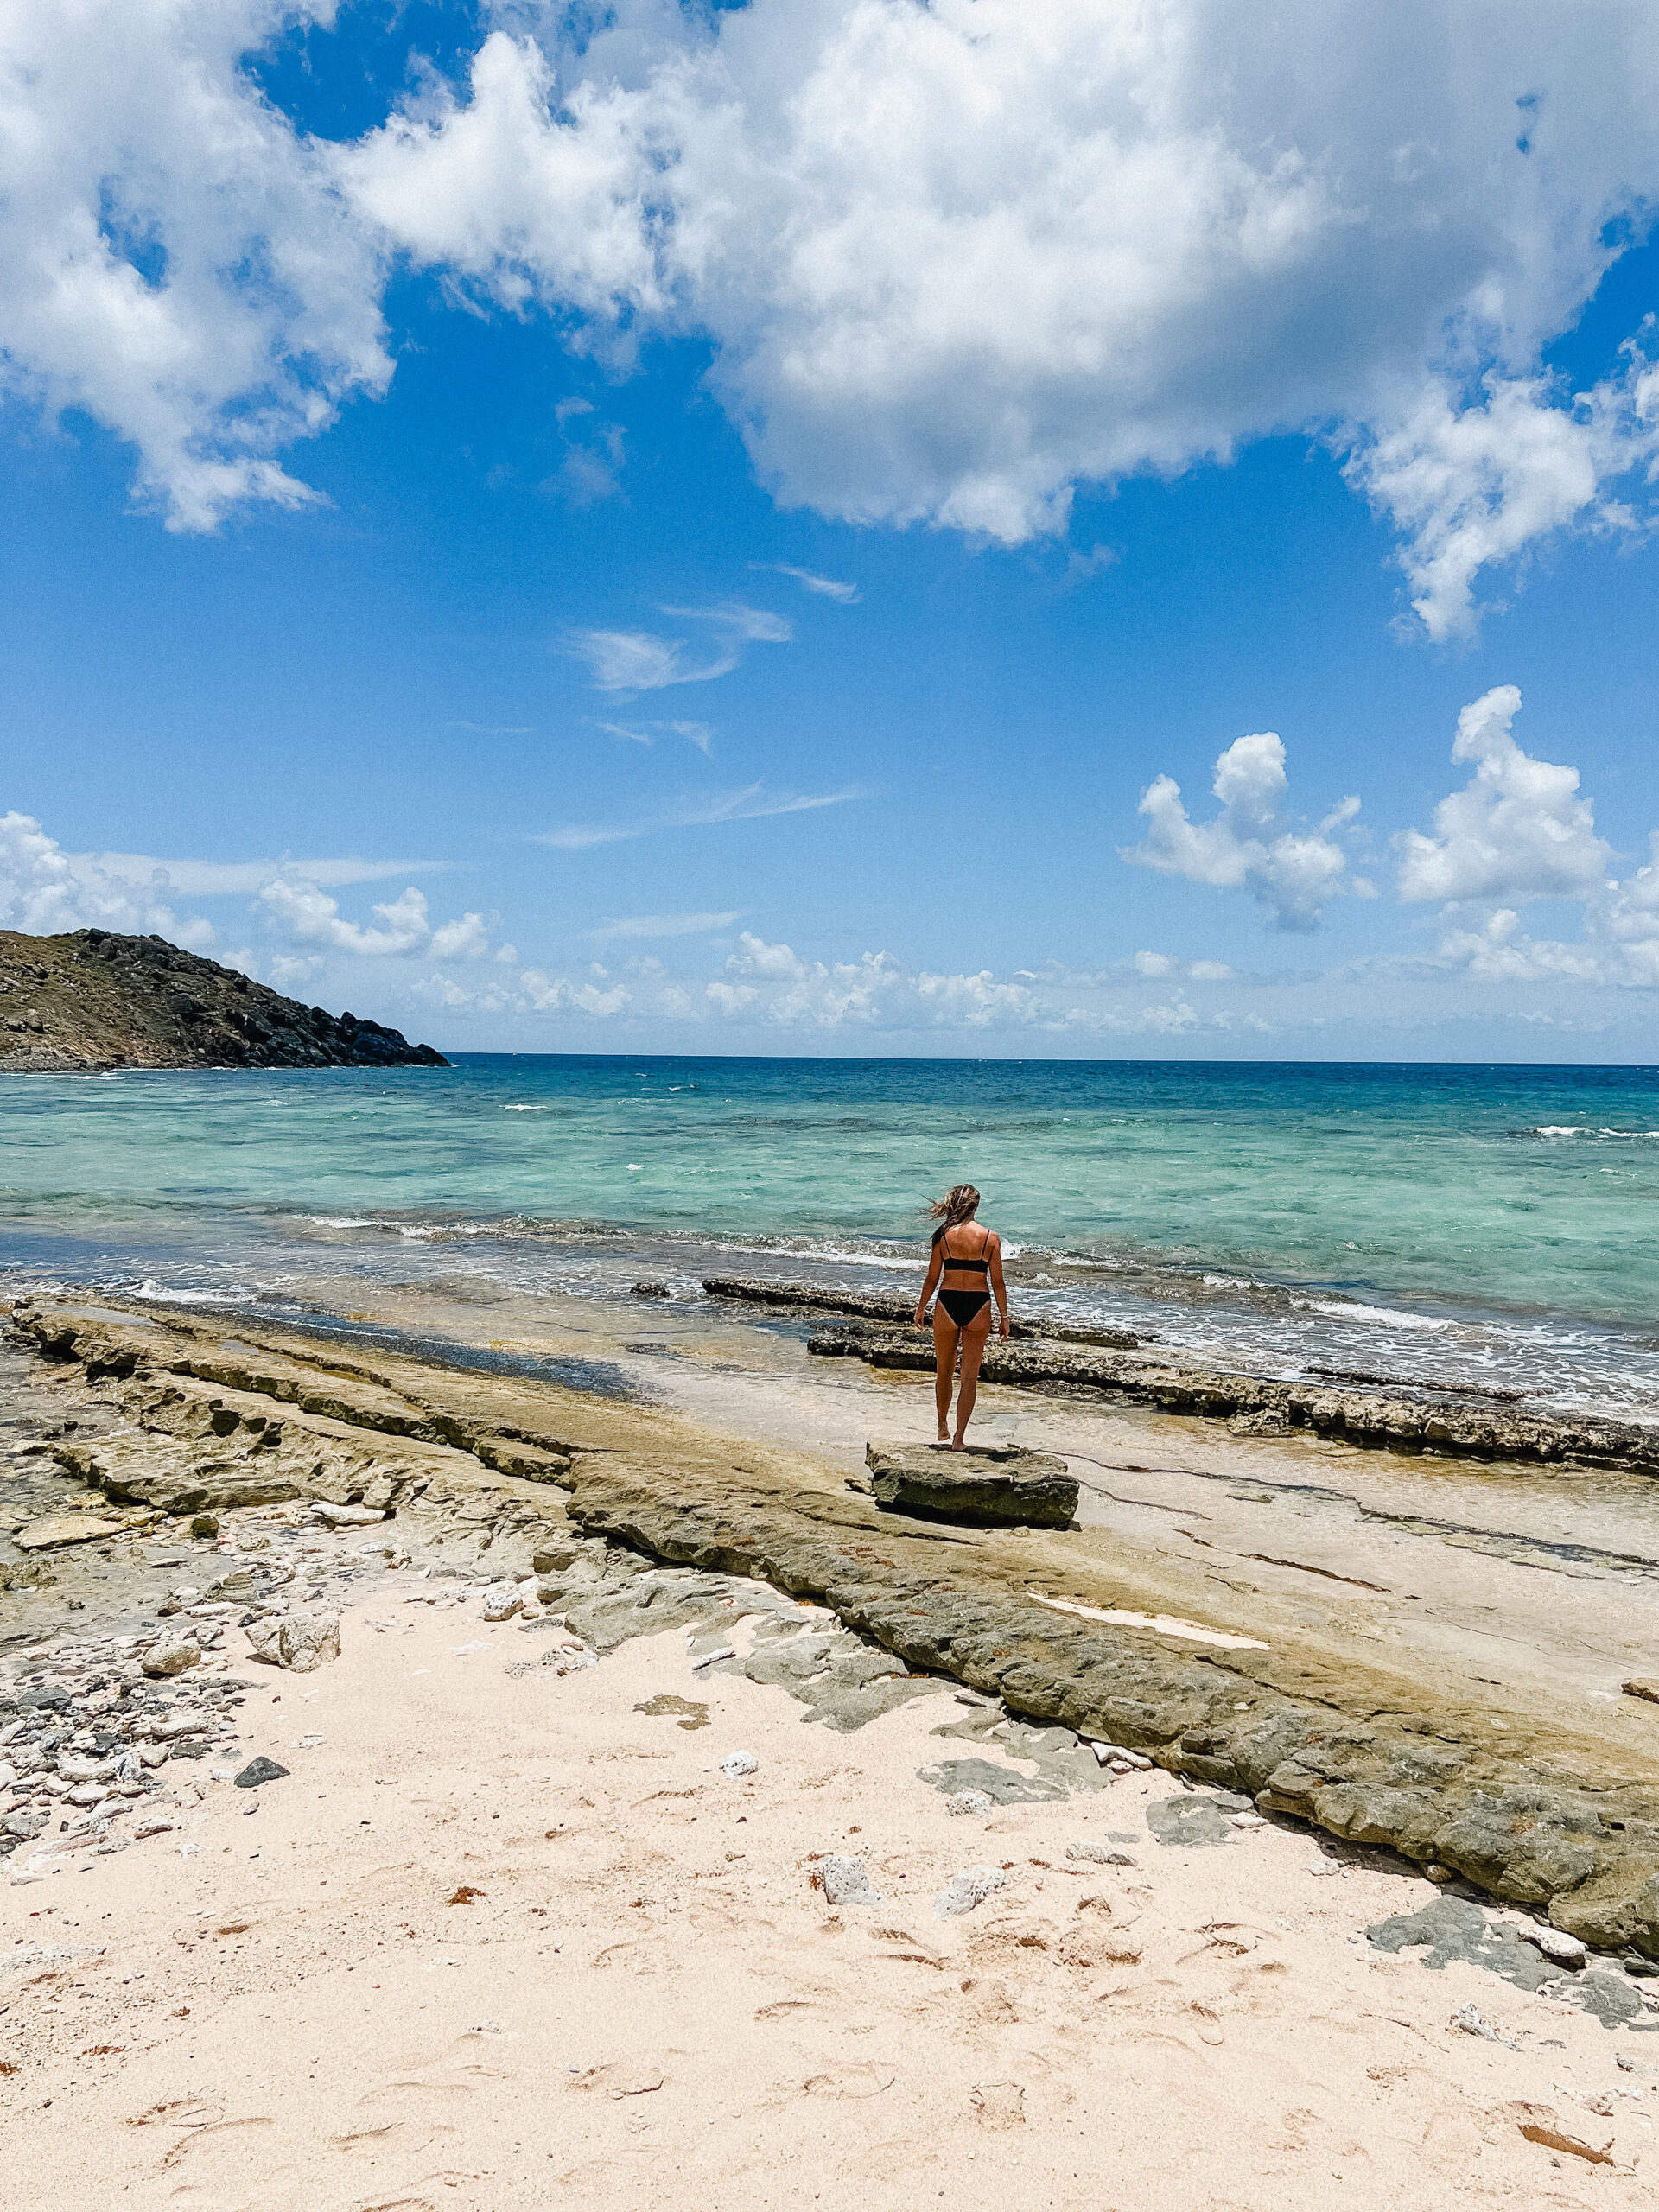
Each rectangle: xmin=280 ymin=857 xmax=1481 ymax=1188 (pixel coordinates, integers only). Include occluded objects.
xmin=142 ymin=1636 xmax=201 ymax=1678
xmin=935 ymin=1866 xmax=1009 ymax=1919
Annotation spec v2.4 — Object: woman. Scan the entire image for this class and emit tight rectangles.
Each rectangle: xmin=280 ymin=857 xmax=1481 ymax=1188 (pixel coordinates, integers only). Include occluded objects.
xmin=912 ymin=1183 xmax=1009 ymax=1449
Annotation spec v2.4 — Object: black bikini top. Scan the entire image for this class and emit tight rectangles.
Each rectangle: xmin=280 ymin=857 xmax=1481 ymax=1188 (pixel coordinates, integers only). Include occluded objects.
xmin=936 ymin=1225 xmax=992 ymax=1274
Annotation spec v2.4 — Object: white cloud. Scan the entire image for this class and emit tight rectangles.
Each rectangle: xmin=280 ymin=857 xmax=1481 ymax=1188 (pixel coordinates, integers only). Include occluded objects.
xmin=1123 ymin=732 xmax=1357 ymax=931
xmin=535 ymin=781 xmax=861 ymax=849
xmin=268 ymin=951 xmax=325 ymax=989
xmin=660 ymin=720 xmax=713 ymax=756
xmin=258 ymin=880 xmax=433 ymax=957
xmin=1345 ymin=348 xmax=1659 ymax=643
xmin=1603 ymin=834 xmax=1659 ymax=985
xmin=564 ymin=631 xmax=702 ymax=692
xmin=1433 ymin=909 xmax=1605 ymax=983
xmin=404 ymin=929 xmax=1237 ymax=1035
xmin=0 ymin=808 xmax=202 ymax=937
xmin=564 ymin=602 xmax=791 ymax=691
xmin=0 ymin=0 xmax=391 ymax=531
xmin=1396 ymin=687 xmax=1612 ymax=905
xmin=427 ymin=911 xmax=494 ymax=961
xmin=594 ymin=717 xmax=714 ymax=753
xmin=518 ymin=969 xmax=632 ymax=1016
xmin=257 ymin=878 xmax=499 ymax=960
xmin=13 ymin=5 xmax=1659 ymax=625
xmin=750 ymin=563 xmax=859 ymax=603
xmin=725 ymin=931 xmax=805 ymax=980
xmin=1391 ymin=685 xmax=1659 ymax=990
xmin=682 ymin=936 xmax=1209 ymax=1033
xmin=339 ymin=2 xmax=1659 ymax=620
xmin=77 ymin=851 xmax=448 ymax=894
xmin=1133 ymin=950 xmax=1237 ymax=982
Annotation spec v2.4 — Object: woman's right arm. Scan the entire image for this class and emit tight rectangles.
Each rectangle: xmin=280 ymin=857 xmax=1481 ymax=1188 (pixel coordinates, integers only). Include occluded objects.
xmin=913 ymin=1239 xmax=943 ymax=1324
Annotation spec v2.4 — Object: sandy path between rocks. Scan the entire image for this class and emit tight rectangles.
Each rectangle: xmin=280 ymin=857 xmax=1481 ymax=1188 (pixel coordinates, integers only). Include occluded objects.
xmin=5 ymin=1576 xmax=1657 ymax=2209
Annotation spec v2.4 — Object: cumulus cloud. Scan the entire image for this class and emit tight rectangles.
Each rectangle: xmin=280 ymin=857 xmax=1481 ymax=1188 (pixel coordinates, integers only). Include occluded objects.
xmin=1395 ymin=685 xmax=1659 ymax=988
xmin=1347 ymin=348 xmax=1659 ymax=642
xmin=1397 ymin=686 xmax=1613 ymax=905
xmin=696 ymin=934 xmax=1204 ymax=1033
xmin=412 ymin=928 xmax=1236 ymax=1036
xmin=517 ymin=969 xmax=632 ymax=1016
xmin=0 ymin=809 xmax=493 ymax=977
xmin=1604 ymin=834 xmax=1659 ymax=983
xmin=1133 ymin=950 xmax=1236 ymax=982
xmin=0 ymin=0 xmax=391 ymax=531
xmin=257 ymin=878 xmax=499 ymax=960
xmin=1123 ymin=733 xmax=1360 ymax=930
xmin=0 ymin=809 xmax=204 ymax=938
xmin=11 ymin=4 xmax=1659 ymax=625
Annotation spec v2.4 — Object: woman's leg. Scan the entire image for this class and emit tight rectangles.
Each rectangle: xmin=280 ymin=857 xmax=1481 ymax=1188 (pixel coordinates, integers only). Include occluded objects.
xmin=950 ymin=1307 xmax=995 ymax=1446
xmin=931 ymin=1305 xmax=959 ymax=1439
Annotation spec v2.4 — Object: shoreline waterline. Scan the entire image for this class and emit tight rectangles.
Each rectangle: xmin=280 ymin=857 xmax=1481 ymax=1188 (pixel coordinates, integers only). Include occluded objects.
xmin=3 ymin=1054 xmax=1658 ymax=1423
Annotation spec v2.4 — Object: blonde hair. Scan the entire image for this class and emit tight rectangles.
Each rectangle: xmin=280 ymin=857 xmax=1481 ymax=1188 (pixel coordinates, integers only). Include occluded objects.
xmin=927 ymin=1184 xmax=982 ymax=1233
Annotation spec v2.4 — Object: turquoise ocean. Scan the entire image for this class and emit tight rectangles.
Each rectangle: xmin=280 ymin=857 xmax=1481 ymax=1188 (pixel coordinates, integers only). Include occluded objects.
xmin=3 ymin=1056 xmax=1657 ymax=1423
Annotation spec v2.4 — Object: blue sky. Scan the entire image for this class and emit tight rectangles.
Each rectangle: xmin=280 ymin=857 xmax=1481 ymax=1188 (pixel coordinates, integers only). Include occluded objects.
xmin=3 ymin=1 xmax=1659 ymax=1058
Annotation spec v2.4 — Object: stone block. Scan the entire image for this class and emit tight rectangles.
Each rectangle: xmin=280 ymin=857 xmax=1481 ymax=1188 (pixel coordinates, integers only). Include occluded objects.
xmin=864 ymin=1442 xmax=1077 ymax=1529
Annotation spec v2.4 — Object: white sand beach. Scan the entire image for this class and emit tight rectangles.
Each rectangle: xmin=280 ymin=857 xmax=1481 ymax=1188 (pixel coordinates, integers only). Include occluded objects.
xmin=7 ymin=1547 xmax=1657 ymax=2209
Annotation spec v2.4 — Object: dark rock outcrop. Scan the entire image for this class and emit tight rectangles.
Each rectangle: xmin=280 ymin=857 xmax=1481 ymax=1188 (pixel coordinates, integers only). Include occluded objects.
xmin=702 ymin=1274 xmax=1139 ymax=1349
xmin=0 ymin=928 xmax=447 ymax=1071
xmin=865 ymin=1441 xmax=1078 ymax=1527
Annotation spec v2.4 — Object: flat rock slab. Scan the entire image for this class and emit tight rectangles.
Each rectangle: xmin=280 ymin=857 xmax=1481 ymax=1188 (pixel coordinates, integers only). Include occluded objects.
xmin=12 ymin=1514 xmax=131 ymax=1551
xmin=865 ymin=1443 xmax=1077 ymax=1529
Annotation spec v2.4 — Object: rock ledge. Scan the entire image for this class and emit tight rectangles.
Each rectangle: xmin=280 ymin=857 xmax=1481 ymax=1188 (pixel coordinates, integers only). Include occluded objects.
xmin=865 ymin=1442 xmax=1078 ymax=1528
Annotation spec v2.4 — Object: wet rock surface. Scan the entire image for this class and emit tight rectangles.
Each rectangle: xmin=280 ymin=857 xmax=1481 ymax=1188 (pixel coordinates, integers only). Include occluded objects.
xmin=865 ymin=1442 xmax=1079 ymax=1528
xmin=703 ymin=1274 xmax=1139 ymax=1349
xmin=1368 ymin=1895 xmax=1658 ymax=2031
xmin=808 ymin=1319 xmax=1659 ymax=1476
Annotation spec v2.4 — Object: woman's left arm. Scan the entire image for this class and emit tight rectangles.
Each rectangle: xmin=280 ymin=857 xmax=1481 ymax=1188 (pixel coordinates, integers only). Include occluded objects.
xmin=914 ymin=1241 xmax=943 ymax=1325
xmin=989 ymin=1235 xmax=1009 ymax=1339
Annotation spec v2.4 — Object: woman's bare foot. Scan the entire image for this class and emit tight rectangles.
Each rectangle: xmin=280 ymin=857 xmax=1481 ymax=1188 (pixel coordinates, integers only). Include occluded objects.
xmin=950 ymin=1435 xmax=968 ymax=1451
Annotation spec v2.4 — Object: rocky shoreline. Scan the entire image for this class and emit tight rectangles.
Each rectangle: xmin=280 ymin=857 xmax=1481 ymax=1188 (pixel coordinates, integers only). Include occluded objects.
xmin=803 ymin=1315 xmax=1659 ymax=1477
xmin=4 ymin=1292 xmax=1659 ymax=1959
xmin=702 ymin=1274 xmax=1141 ymax=1349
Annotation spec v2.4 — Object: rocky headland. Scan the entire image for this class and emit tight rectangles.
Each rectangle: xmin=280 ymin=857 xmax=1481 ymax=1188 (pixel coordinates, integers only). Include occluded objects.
xmin=0 ymin=928 xmax=447 ymax=1071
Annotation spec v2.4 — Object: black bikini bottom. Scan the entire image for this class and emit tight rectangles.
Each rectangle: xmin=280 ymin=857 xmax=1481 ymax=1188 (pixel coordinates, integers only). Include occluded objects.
xmin=938 ymin=1288 xmax=991 ymax=1329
